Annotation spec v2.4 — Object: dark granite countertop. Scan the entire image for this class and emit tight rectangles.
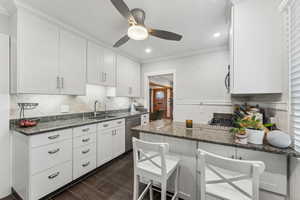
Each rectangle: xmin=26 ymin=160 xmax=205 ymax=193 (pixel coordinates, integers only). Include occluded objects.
xmin=12 ymin=111 xmax=148 ymax=136
xmin=131 ymin=119 xmax=300 ymax=157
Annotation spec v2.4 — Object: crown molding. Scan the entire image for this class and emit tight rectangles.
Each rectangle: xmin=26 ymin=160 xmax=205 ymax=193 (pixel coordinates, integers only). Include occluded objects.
xmin=141 ymin=45 xmax=229 ymax=64
xmin=230 ymin=0 xmax=244 ymax=5
xmin=12 ymin=0 xmax=141 ymax=63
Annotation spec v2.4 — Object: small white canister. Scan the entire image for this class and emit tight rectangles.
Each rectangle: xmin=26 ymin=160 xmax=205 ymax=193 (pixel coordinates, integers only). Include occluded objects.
xmin=246 ymin=129 xmax=265 ymax=145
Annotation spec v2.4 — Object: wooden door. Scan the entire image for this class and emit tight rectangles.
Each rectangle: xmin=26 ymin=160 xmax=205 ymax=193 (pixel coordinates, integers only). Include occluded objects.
xmin=153 ymin=88 xmax=167 ymax=118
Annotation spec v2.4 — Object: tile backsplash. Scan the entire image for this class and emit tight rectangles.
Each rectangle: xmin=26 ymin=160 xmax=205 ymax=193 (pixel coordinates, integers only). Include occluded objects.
xmin=10 ymin=85 xmax=135 ymax=119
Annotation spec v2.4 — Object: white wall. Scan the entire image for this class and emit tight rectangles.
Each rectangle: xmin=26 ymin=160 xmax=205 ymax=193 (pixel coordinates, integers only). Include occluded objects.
xmin=141 ymin=49 xmax=234 ymax=123
xmin=0 ymin=33 xmax=10 ymax=198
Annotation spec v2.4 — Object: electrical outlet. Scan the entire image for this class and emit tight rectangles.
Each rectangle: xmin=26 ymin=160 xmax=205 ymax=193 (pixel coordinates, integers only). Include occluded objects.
xmin=60 ymin=105 xmax=70 ymax=113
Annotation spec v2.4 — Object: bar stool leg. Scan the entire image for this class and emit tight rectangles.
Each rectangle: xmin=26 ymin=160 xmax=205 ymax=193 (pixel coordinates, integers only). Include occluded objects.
xmin=133 ymin=174 xmax=139 ymax=200
xmin=161 ymin=181 xmax=167 ymax=200
xmin=150 ymin=181 xmax=154 ymax=200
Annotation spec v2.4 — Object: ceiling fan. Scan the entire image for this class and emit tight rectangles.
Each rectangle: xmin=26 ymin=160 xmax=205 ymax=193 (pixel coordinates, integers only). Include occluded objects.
xmin=111 ymin=0 xmax=183 ymax=48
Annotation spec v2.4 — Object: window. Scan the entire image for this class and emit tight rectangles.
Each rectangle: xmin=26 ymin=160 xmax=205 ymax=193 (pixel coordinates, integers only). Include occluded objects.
xmin=288 ymin=0 xmax=300 ymax=151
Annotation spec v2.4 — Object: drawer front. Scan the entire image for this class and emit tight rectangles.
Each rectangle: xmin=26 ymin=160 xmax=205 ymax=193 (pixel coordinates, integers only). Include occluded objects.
xmin=73 ymin=142 xmax=96 ymax=161
xmin=31 ymin=129 xmax=72 ymax=148
xmin=73 ymin=124 xmax=97 ymax=138
xmin=73 ymin=155 xmax=96 ymax=180
xmin=31 ymin=139 xmax=72 ymax=175
xmin=113 ymin=118 xmax=125 ymax=127
xmin=98 ymin=121 xmax=113 ymax=130
xmin=31 ymin=161 xmax=72 ymax=200
xmin=98 ymin=118 xmax=125 ymax=130
xmin=73 ymin=132 xmax=96 ymax=148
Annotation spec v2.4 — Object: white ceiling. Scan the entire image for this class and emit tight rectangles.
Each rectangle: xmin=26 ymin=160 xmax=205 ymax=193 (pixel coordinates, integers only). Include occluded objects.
xmin=18 ymin=0 xmax=230 ymax=62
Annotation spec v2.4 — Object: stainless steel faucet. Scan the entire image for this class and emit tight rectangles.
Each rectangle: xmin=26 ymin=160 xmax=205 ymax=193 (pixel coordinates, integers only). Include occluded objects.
xmin=94 ymin=100 xmax=99 ymax=117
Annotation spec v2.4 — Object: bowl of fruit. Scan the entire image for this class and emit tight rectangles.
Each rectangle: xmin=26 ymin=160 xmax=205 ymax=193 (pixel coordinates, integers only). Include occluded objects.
xmin=19 ymin=119 xmax=40 ymax=128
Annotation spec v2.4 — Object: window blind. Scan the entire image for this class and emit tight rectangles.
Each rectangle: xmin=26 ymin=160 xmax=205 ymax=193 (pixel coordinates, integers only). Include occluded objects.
xmin=290 ymin=0 xmax=300 ymax=152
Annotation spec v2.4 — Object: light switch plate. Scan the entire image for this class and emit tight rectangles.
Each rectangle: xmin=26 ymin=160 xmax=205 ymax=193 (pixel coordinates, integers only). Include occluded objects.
xmin=60 ymin=105 xmax=70 ymax=113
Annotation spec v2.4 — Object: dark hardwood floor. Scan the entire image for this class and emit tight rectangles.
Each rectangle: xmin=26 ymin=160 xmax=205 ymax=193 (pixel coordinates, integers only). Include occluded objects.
xmin=3 ymin=152 xmax=169 ymax=200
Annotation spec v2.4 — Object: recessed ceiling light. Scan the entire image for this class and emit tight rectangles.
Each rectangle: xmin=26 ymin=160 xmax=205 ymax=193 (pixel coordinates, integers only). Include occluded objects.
xmin=213 ymin=32 xmax=221 ymax=38
xmin=145 ymin=48 xmax=152 ymax=53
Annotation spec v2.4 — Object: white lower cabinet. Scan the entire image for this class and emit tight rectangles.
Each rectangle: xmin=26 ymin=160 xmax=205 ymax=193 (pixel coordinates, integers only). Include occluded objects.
xmin=72 ymin=125 xmax=97 ymax=180
xmin=197 ymin=142 xmax=288 ymax=200
xmin=31 ymin=161 xmax=73 ymax=200
xmin=97 ymin=119 xmax=125 ymax=167
xmin=236 ymin=148 xmax=287 ymax=197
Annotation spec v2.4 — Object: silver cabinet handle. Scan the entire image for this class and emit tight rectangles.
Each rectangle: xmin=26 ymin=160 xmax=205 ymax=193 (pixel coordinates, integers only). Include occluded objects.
xmin=82 ymin=161 xmax=90 ymax=167
xmin=82 ymin=149 xmax=90 ymax=154
xmin=238 ymin=157 xmax=242 ymax=160
xmin=103 ymin=124 xmax=109 ymax=127
xmin=117 ymin=121 xmax=122 ymax=124
xmin=56 ymin=76 xmax=60 ymax=89
xmin=231 ymin=155 xmax=234 ymax=159
xmin=104 ymin=72 xmax=107 ymax=82
xmin=82 ymin=138 xmax=90 ymax=143
xmin=102 ymin=72 xmax=105 ymax=82
xmin=48 ymin=172 xmax=60 ymax=179
xmin=48 ymin=134 xmax=60 ymax=140
xmin=48 ymin=148 xmax=60 ymax=154
xmin=82 ymin=128 xmax=90 ymax=132
xmin=61 ymin=77 xmax=64 ymax=89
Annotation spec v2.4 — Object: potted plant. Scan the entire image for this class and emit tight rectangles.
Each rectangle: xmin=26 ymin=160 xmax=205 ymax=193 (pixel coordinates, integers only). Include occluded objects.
xmin=234 ymin=116 xmax=266 ymax=145
xmin=230 ymin=127 xmax=248 ymax=144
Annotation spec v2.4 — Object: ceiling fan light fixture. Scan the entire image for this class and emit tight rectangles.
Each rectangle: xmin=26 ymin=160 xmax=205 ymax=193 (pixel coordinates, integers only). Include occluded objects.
xmin=127 ymin=25 xmax=148 ymax=40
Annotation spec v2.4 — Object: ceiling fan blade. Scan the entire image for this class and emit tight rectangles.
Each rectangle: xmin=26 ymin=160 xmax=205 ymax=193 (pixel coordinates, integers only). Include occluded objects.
xmin=111 ymin=0 xmax=136 ymax=23
xmin=149 ymin=29 xmax=183 ymax=41
xmin=113 ymin=35 xmax=130 ymax=48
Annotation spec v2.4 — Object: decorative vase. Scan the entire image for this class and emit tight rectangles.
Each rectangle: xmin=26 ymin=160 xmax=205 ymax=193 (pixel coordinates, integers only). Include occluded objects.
xmin=235 ymin=133 xmax=248 ymax=144
xmin=246 ymin=128 xmax=264 ymax=144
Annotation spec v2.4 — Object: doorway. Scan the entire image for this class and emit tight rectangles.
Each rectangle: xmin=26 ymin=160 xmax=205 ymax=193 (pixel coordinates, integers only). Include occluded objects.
xmin=148 ymin=74 xmax=174 ymax=121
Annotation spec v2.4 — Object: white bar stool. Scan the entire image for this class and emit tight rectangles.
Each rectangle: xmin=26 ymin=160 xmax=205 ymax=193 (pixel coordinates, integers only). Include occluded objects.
xmin=132 ymin=137 xmax=180 ymax=200
xmin=197 ymin=149 xmax=265 ymax=200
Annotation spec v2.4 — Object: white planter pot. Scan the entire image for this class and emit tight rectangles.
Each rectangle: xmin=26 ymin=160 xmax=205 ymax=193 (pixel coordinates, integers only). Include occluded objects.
xmin=246 ymin=129 xmax=264 ymax=144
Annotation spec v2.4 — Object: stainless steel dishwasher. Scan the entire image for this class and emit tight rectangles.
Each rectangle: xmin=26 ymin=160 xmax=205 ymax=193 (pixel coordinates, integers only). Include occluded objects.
xmin=125 ymin=115 xmax=141 ymax=152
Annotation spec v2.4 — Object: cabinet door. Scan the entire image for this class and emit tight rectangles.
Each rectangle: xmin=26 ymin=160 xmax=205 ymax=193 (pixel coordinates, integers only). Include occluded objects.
xmin=236 ymin=148 xmax=287 ymax=196
xmin=112 ymin=126 xmax=125 ymax=158
xmin=59 ymin=30 xmax=86 ymax=95
xmin=97 ymin=129 xmax=113 ymax=167
xmin=87 ymin=42 xmax=105 ymax=85
xmin=116 ymin=55 xmax=131 ymax=96
xmin=231 ymin=0 xmax=283 ymax=94
xmin=18 ymin=10 xmax=59 ymax=94
xmin=103 ymin=49 xmax=116 ymax=87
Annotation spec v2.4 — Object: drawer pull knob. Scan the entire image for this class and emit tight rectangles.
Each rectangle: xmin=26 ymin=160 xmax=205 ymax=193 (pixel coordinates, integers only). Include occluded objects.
xmin=117 ymin=121 xmax=122 ymax=124
xmin=103 ymin=124 xmax=109 ymax=127
xmin=82 ymin=161 xmax=90 ymax=167
xmin=82 ymin=128 xmax=90 ymax=132
xmin=82 ymin=138 xmax=90 ymax=143
xmin=48 ymin=172 xmax=60 ymax=179
xmin=82 ymin=149 xmax=90 ymax=154
xmin=48 ymin=134 xmax=60 ymax=140
xmin=48 ymin=148 xmax=60 ymax=154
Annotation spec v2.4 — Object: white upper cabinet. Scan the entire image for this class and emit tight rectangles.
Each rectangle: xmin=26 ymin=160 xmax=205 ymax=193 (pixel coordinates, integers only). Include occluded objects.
xmin=87 ymin=41 xmax=116 ymax=87
xmin=59 ymin=30 xmax=86 ymax=95
xmin=11 ymin=9 xmax=60 ymax=94
xmin=112 ymin=55 xmax=140 ymax=97
xmin=10 ymin=8 xmax=87 ymax=95
xmin=230 ymin=0 xmax=283 ymax=94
